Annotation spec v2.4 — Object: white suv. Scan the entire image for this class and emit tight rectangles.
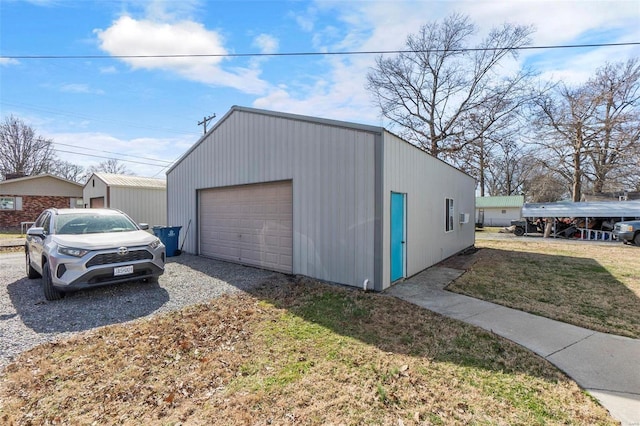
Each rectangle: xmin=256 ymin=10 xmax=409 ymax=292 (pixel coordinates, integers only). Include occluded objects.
xmin=26 ymin=208 xmax=165 ymax=300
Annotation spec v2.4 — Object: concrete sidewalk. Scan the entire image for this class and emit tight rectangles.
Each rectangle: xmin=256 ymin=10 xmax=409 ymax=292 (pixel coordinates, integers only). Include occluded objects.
xmin=386 ymin=266 xmax=640 ymax=426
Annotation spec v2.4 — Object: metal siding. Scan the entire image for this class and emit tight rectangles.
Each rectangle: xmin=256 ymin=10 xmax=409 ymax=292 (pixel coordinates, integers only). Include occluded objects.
xmin=478 ymin=207 xmax=522 ymax=226
xmin=168 ymin=110 xmax=377 ymax=289
xmin=199 ymin=181 xmax=293 ymax=273
xmin=109 ymin=188 xmax=167 ymax=226
xmin=381 ymin=132 xmax=475 ymax=290
xmin=82 ymin=178 xmax=108 ymax=206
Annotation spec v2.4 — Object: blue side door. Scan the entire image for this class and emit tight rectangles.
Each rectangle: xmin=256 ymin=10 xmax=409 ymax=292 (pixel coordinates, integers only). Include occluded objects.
xmin=390 ymin=192 xmax=406 ymax=282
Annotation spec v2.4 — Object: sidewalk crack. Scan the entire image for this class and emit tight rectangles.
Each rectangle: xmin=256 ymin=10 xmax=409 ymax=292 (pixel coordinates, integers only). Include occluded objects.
xmin=546 ymin=331 xmax=598 ymax=358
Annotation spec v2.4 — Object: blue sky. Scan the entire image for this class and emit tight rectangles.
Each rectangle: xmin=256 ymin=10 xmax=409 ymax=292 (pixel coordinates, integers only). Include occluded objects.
xmin=1 ymin=0 xmax=639 ymax=177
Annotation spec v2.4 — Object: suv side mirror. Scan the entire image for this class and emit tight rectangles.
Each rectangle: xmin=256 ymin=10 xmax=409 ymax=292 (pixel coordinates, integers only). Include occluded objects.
xmin=27 ymin=227 xmax=46 ymax=238
xmin=138 ymin=223 xmax=149 ymax=230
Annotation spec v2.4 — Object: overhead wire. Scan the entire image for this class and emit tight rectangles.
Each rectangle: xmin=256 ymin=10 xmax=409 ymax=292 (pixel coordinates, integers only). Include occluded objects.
xmin=2 ymin=41 xmax=639 ymax=60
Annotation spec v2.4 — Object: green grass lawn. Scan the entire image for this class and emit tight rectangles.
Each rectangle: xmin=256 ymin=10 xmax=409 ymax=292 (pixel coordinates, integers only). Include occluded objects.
xmin=448 ymin=237 xmax=640 ymax=338
xmin=0 ymin=277 xmax=615 ymax=425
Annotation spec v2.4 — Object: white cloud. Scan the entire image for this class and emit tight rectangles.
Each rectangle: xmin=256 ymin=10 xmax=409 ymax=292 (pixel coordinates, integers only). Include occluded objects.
xmin=59 ymin=83 xmax=105 ymax=95
xmin=253 ymin=34 xmax=279 ymax=54
xmin=47 ymin=131 xmax=192 ymax=178
xmin=256 ymin=0 xmax=639 ymax=125
xmin=0 ymin=58 xmax=20 ymax=66
xmin=94 ymin=16 xmax=270 ymax=95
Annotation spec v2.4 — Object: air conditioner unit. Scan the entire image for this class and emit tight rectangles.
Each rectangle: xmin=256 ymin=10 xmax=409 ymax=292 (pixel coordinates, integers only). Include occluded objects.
xmin=459 ymin=213 xmax=470 ymax=224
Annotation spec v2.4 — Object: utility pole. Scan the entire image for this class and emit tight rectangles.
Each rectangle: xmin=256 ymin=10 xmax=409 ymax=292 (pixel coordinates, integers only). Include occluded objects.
xmin=198 ymin=114 xmax=216 ymax=134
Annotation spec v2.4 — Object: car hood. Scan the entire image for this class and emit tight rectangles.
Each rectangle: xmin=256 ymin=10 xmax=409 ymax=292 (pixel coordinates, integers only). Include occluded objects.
xmin=52 ymin=231 xmax=160 ymax=250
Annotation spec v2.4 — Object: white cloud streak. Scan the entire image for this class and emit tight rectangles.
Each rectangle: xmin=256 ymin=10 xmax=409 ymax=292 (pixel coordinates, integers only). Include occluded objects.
xmin=94 ymin=16 xmax=270 ymax=94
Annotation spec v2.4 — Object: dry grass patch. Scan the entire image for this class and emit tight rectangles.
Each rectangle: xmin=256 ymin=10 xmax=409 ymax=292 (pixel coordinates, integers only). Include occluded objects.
xmin=0 ymin=277 xmax=615 ymax=425
xmin=448 ymin=238 xmax=640 ymax=338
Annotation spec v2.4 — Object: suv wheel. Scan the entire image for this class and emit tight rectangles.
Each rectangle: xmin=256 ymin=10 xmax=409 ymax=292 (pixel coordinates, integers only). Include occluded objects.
xmin=25 ymin=250 xmax=41 ymax=279
xmin=634 ymin=232 xmax=640 ymax=246
xmin=42 ymin=263 xmax=63 ymax=301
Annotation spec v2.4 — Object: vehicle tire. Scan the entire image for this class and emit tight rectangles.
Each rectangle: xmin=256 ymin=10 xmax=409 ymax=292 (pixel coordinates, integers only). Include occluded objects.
xmin=25 ymin=250 xmax=41 ymax=279
xmin=634 ymin=232 xmax=640 ymax=247
xmin=145 ymin=275 xmax=159 ymax=284
xmin=513 ymin=226 xmax=525 ymax=237
xmin=42 ymin=262 xmax=63 ymax=301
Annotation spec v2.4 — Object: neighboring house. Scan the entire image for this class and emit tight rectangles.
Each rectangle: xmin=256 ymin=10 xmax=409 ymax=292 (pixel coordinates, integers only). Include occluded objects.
xmin=167 ymin=106 xmax=475 ymax=292
xmin=0 ymin=174 xmax=83 ymax=230
xmin=475 ymin=195 xmax=525 ymax=227
xmin=83 ymin=173 xmax=167 ymax=226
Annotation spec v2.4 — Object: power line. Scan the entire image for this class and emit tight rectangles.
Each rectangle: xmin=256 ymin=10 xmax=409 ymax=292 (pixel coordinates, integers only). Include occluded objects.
xmin=2 ymin=42 xmax=639 ymax=60
xmin=53 ymin=142 xmax=173 ymax=166
xmin=0 ymin=100 xmax=200 ymax=137
xmin=53 ymin=148 xmax=173 ymax=168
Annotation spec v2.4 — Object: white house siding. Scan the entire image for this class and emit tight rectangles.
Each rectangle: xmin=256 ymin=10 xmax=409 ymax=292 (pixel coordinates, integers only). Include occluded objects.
xmin=83 ymin=176 xmax=108 ymax=207
xmin=109 ymin=187 xmax=167 ymax=227
xmin=381 ymin=131 xmax=475 ymax=290
xmin=168 ymin=109 xmax=377 ymax=289
xmin=479 ymin=207 xmax=521 ymax=227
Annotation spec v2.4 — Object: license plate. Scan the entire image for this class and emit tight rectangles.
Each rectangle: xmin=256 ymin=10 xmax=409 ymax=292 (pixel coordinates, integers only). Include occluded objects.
xmin=114 ymin=265 xmax=134 ymax=276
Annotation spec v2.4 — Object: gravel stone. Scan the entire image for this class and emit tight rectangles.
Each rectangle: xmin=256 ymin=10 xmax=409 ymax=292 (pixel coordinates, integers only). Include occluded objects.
xmin=0 ymin=252 xmax=281 ymax=371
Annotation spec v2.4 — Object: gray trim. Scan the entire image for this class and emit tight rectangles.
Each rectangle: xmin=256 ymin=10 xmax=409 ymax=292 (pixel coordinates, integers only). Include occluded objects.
xmin=373 ymin=132 xmax=384 ymax=292
xmin=167 ymin=105 xmax=384 ymax=175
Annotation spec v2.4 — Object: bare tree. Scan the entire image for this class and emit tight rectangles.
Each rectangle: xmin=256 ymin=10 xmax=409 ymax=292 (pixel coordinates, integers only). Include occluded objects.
xmin=532 ymin=59 xmax=640 ymax=201
xmin=0 ymin=115 xmax=56 ymax=179
xmin=51 ymin=160 xmax=85 ymax=183
xmin=522 ymin=162 xmax=570 ymax=202
xmin=366 ymin=13 xmax=535 ymax=161
xmin=85 ymin=159 xmax=132 ymax=176
xmin=531 ymin=84 xmax=598 ymax=201
xmin=584 ymin=59 xmax=640 ymax=193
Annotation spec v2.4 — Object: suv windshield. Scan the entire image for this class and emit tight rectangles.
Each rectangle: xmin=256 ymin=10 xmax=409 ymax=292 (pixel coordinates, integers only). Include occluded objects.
xmin=54 ymin=213 xmax=138 ymax=235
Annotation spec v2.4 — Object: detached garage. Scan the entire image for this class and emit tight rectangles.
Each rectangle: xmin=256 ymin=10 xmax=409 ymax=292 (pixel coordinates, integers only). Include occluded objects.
xmin=167 ymin=106 xmax=475 ymax=291
xmin=83 ymin=173 xmax=167 ymax=227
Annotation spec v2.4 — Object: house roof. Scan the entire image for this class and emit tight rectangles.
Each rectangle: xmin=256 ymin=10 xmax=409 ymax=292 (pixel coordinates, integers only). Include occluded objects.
xmin=476 ymin=195 xmax=524 ymax=209
xmin=522 ymin=200 xmax=640 ymax=218
xmin=0 ymin=173 xmax=83 ymax=197
xmin=0 ymin=173 xmax=82 ymax=188
xmin=88 ymin=173 xmax=166 ymax=189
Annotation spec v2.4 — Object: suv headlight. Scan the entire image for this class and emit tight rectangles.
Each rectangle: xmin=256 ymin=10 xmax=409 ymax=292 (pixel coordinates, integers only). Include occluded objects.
xmin=620 ymin=224 xmax=634 ymax=232
xmin=58 ymin=246 xmax=90 ymax=257
xmin=148 ymin=238 xmax=162 ymax=250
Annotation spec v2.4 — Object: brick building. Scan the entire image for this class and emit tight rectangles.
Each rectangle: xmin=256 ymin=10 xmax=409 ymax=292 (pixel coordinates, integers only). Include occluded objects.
xmin=0 ymin=174 xmax=84 ymax=230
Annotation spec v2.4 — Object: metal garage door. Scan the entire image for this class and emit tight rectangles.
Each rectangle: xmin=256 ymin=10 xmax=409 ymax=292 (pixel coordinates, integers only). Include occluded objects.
xmin=199 ymin=181 xmax=293 ymax=273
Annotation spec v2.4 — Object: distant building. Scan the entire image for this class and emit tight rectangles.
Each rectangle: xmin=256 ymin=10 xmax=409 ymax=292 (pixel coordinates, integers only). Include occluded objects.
xmin=83 ymin=173 xmax=166 ymax=226
xmin=476 ymin=195 xmax=525 ymax=227
xmin=0 ymin=174 xmax=83 ymax=230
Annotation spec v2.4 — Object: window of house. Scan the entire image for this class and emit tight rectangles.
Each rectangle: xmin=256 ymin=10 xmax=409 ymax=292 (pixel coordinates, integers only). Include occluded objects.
xmin=0 ymin=197 xmax=15 ymax=210
xmin=501 ymin=209 xmax=507 ymax=214
xmin=445 ymin=198 xmax=454 ymax=232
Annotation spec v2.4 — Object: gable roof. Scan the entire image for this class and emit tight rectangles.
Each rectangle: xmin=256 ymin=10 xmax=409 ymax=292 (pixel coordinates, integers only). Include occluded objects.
xmin=167 ymin=105 xmax=386 ymax=175
xmin=167 ymin=105 xmax=473 ymax=180
xmin=476 ymin=195 xmax=524 ymax=209
xmin=87 ymin=173 xmax=166 ymax=189
xmin=0 ymin=173 xmax=83 ymax=197
xmin=0 ymin=173 xmax=82 ymax=187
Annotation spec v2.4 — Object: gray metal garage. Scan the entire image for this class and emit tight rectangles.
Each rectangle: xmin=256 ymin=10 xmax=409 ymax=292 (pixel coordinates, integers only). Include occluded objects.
xmin=167 ymin=106 xmax=475 ymax=291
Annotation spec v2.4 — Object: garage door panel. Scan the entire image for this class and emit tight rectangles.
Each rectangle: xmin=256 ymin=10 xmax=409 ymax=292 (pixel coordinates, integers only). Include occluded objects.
xmin=199 ymin=181 xmax=293 ymax=273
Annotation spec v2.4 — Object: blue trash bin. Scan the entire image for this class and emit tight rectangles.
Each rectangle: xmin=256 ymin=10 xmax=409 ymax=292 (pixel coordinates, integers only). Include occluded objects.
xmin=153 ymin=226 xmax=182 ymax=257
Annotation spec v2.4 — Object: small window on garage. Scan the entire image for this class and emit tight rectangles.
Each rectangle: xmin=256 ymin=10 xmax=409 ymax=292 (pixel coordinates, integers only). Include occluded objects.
xmin=501 ymin=209 xmax=507 ymax=214
xmin=445 ymin=198 xmax=454 ymax=232
xmin=0 ymin=197 xmax=15 ymax=210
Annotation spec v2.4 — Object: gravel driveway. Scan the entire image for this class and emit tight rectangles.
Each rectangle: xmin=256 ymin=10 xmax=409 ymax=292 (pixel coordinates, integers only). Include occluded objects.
xmin=0 ymin=252 xmax=281 ymax=371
